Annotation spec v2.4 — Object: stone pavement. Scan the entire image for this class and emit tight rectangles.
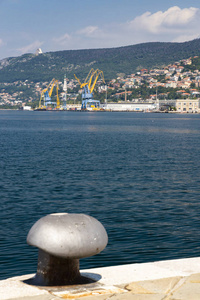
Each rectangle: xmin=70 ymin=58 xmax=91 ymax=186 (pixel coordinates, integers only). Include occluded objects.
xmin=1 ymin=257 xmax=200 ymax=300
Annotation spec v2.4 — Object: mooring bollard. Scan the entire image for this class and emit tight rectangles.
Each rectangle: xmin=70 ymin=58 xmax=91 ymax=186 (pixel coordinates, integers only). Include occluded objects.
xmin=27 ymin=213 xmax=108 ymax=286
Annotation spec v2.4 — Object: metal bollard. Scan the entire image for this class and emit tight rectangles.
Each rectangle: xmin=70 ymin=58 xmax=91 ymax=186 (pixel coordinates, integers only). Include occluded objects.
xmin=27 ymin=213 xmax=108 ymax=286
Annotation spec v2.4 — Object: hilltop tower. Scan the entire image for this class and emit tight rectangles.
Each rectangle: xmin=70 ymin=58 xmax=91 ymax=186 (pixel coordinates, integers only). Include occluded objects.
xmin=35 ymin=48 xmax=43 ymax=55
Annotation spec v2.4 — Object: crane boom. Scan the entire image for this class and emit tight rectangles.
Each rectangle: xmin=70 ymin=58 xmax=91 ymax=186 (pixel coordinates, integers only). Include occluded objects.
xmin=56 ymin=81 xmax=60 ymax=109
xmin=74 ymin=74 xmax=82 ymax=87
xmin=74 ymin=69 xmax=105 ymax=93
xmin=84 ymin=68 xmax=95 ymax=86
xmin=49 ymin=79 xmax=57 ymax=97
xmin=90 ymin=69 xmax=105 ymax=93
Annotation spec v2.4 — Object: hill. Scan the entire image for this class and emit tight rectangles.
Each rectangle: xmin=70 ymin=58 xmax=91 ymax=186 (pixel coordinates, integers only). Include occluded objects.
xmin=1 ymin=39 xmax=200 ymax=83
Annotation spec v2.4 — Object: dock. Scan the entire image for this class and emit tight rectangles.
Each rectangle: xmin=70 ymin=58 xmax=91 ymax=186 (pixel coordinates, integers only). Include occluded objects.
xmin=1 ymin=256 xmax=200 ymax=299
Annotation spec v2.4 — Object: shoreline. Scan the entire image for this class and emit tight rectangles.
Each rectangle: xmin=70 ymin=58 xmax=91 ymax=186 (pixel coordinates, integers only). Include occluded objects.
xmin=0 ymin=109 xmax=200 ymax=114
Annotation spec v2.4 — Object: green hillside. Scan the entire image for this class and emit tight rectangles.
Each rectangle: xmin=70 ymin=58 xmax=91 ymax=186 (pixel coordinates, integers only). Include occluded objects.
xmin=1 ymin=39 xmax=200 ymax=83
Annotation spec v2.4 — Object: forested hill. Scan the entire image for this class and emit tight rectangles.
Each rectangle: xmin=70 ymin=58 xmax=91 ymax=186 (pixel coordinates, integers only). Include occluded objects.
xmin=1 ymin=38 xmax=200 ymax=83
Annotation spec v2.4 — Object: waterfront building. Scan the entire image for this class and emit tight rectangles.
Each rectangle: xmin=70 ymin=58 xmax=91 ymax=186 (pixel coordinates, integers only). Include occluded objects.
xmin=176 ymin=99 xmax=200 ymax=113
xmin=101 ymin=102 xmax=157 ymax=112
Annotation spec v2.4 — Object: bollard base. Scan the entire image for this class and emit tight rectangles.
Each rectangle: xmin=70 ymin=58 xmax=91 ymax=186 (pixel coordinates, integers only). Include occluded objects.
xmin=30 ymin=249 xmax=82 ymax=286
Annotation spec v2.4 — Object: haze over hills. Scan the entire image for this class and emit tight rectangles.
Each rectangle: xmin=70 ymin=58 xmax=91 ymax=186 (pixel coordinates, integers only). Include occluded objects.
xmin=0 ymin=38 xmax=200 ymax=83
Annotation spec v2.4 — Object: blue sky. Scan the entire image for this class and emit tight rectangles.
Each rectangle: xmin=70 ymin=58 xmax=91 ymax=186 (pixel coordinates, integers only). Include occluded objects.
xmin=0 ymin=0 xmax=200 ymax=60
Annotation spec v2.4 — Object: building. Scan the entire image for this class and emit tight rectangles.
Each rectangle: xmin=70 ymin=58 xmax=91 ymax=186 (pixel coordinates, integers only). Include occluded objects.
xmin=176 ymin=99 xmax=200 ymax=113
xmin=35 ymin=48 xmax=43 ymax=55
xmin=23 ymin=105 xmax=32 ymax=110
xmin=101 ymin=102 xmax=157 ymax=112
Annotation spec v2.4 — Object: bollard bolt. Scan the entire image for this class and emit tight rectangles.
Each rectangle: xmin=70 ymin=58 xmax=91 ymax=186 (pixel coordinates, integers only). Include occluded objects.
xmin=27 ymin=213 xmax=108 ymax=286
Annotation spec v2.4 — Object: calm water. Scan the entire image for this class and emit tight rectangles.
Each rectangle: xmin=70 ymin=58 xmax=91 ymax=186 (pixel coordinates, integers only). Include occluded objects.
xmin=1 ymin=110 xmax=200 ymax=280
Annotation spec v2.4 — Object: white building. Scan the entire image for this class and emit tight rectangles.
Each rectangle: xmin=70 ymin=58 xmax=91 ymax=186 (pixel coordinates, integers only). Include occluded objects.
xmin=35 ymin=48 xmax=43 ymax=55
xmin=23 ymin=106 xmax=32 ymax=111
xmin=101 ymin=102 xmax=157 ymax=112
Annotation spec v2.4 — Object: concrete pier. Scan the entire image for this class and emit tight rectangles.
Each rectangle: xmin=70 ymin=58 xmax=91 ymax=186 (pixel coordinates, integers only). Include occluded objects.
xmin=1 ymin=257 xmax=200 ymax=299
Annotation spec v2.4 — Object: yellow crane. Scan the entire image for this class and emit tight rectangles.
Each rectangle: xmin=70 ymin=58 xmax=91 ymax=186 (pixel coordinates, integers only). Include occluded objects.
xmin=39 ymin=78 xmax=60 ymax=109
xmin=74 ymin=68 xmax=105 ymax=109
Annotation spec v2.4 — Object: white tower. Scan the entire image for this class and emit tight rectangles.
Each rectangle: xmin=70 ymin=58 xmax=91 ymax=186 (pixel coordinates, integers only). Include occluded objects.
xmin=35 ymin=48 xmax=43 ymax=55
xmin=63 ymin=75 xmax=67 ymax=109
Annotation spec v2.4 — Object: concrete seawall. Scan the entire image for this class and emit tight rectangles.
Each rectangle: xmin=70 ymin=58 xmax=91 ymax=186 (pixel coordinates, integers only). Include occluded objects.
xmin=1 ymin=257 xmax=200 ymax=299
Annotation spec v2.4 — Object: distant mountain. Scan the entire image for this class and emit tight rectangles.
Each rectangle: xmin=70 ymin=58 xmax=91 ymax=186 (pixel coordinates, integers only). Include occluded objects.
xmin=1 ymin=39 xmax=200 ymax=83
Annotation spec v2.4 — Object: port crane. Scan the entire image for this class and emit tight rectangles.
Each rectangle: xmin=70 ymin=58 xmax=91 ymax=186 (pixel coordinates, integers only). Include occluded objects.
xmin=39 ymin=79 xmax=60 ymax=109
xmin=74 ymin=68 xmax=105 ymax=109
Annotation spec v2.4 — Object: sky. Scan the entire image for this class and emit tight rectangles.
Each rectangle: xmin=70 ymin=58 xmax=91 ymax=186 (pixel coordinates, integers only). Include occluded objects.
xmin=0 ymin=0 xmax=200 ymax=60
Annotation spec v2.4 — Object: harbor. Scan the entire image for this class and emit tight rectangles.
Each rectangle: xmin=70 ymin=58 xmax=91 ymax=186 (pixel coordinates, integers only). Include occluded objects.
xmin=23 ymin=69 xmax=199 ymax=113
xmin=1 ymin=2 xmax=200 ymax=299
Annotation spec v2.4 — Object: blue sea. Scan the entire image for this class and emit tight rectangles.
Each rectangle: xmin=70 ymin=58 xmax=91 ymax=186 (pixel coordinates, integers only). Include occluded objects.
xmin=1 ymin=110 xmax=200 ymax=280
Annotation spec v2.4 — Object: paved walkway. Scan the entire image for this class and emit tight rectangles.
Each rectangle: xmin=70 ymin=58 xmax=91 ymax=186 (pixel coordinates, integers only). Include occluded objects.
xmin=1 ymin=257 xmax=200 ymax=299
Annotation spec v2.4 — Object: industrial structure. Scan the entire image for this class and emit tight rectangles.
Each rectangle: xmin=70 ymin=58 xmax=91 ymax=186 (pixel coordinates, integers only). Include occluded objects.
xmin=74 ymin=68 xmax=105 ymax=110
xmin=101 ymin=102 xmax=158 ymax=112
xmin=38 ymin=78 xmax=60 ymax=110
